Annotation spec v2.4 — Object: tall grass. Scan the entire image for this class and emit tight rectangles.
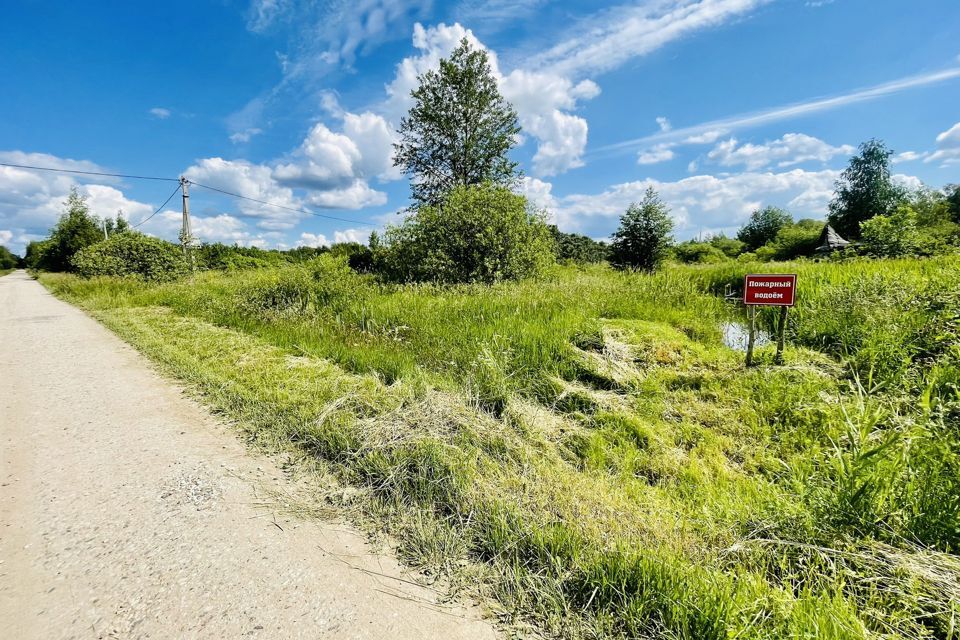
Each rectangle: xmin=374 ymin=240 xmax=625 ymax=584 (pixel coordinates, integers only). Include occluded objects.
xmin=41 ymin=256 xmax=960 ymax=639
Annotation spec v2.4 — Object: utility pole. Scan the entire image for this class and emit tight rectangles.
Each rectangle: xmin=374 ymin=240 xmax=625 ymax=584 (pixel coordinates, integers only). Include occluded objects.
xmin=179 ymin=177 xmax=195 ymax=269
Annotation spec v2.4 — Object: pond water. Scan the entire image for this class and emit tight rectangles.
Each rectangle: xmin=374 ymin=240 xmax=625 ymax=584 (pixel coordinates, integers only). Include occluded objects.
xmin=722 ymin=321 xmax=771 ymax=352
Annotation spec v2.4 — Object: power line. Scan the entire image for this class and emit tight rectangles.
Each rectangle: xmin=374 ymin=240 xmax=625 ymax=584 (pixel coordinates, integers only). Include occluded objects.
xmin=3 ymin=161 xmax=377 ymax=228
xmin=0 ymin=161 xmax=179 ymax=182
xmin=132 ymin=183 xmax=183 ymax=228
xmin=189 ymin=181 xmax=376 ymax=227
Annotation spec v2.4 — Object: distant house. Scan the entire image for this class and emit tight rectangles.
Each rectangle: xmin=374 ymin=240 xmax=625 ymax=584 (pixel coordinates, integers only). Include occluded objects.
xmin=815 ymin=225 xmax=850 ymax=254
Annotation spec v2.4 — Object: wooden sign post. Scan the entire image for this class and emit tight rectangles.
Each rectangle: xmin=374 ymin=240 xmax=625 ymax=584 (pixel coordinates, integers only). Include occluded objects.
xmin=743 ymin=274 xmax=797 ymax=367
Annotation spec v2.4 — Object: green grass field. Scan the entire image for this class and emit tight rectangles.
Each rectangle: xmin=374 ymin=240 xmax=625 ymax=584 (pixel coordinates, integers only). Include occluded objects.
xmin=41 ymin=256 xmax=960 ymax=639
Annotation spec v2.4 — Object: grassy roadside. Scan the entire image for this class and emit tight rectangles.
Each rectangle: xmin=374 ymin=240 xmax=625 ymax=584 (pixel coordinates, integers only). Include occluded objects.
xmin=0 ymin=269 xmax=14 ymax=277
xmin=40 ymin=259 xmax=960 ymax=639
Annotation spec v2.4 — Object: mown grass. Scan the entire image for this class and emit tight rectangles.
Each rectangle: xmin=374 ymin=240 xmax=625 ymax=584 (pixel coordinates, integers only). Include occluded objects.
xmin=0 ymin=269 xmax=14 ymax=277
xmin=41 ymin=256 xmax=960 ymax=639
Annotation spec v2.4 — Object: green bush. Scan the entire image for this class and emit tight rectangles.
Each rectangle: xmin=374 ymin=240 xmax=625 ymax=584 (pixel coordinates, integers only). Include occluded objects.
xmin=0 ymin=245 xmax=19 ymax=270
xmin=766 ymin=219 xmax=823 ymax=260
xmin=860 ymin=205 xmax=922 ymax=257
xmin=375 ymin=183 xmax=555 ymax=284
xmin=237 ymin=254 xmax=367 ymax=320
xmin=550 ymin=226 xmax=609 ymax=263
xmin=673 ymin=241 xmax=728 ymax=264
xmin=72 ymin=232 xmax=189 ymax=282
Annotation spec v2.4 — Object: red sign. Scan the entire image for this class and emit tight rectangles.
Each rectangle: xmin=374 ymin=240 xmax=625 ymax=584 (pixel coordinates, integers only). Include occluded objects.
xmin=743 ymin=274 xmax=797 ymax=306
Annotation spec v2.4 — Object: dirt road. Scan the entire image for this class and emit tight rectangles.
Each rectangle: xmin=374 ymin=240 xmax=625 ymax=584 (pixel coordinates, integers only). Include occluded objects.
xmin=0 ymin=271 xmax=497 ymax=639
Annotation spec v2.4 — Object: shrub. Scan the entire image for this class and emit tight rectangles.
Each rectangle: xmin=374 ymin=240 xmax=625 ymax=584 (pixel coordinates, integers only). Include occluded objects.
xmin=550 ymin=226 xmax=609 ymax=264
xmin=236 ymin=254 xmax=366 ymax=319
xmin=766 ymin=219 xmax=823 ymax=260
xmin=72 ymin=232 xmax=189 ymax=281
xmin=0 ymin=245 xmax=19 ymax=269
xmin=375 ymin=183 xmax=555 ymax=284
xmin=673 ymin=241 xmax=728 ymax=264
xmin=860 ymin=205 xmax=921 ymax=257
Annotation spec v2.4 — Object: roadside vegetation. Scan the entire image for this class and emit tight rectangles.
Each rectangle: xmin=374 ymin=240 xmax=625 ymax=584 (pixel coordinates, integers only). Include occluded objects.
xmin=24 ymin=36 xmax=960 ymax=639
xmin=41 ymin=256 xmax=960 ymax=639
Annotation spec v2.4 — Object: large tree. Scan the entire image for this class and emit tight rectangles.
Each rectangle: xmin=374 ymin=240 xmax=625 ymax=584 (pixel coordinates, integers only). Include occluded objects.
xmin=40 ymin=188 xmax=104 ymax=272
xmin=393 ymin=38 xmax=521 ymax=207
xmin=609 ymin=187 xmax=674 ymax=271
xmin=737 ymin=206 xmax=792 ymax=251
xmin=828 ymin=139 xmax=905 ymax=238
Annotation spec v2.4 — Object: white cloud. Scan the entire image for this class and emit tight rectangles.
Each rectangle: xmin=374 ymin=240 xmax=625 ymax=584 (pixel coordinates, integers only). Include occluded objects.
xmin=0 ymin=151 xmax=159 ymax=254
xmin=149 ymin=107 xmax=171 ymax=119
xmin=549 ymin=168 xmax=847 ymax=236
xmin=925 ymin=121 xmax=960 ymax=165
xmin=230 ymin=128 xmax=263 ymax=143
xmin=637 ymin=143 xmax=676 ymax=165
xmin=527 ymin=0 xmax=770 ymax=78
xmin=270 ymin=110 xmax=395 ymax=206
xmin=333 ymin=228 xmax=370 ymax=244
xmin=184 ymin=157 xmax=304 ymax=229
xmin=0 ymin=229 xmax=12 ymax=245
xmin=518 ymin=176 xmax=558 ymax=214
xmin=600 ymin=66 xmax=960 ymax=153
xmin=656 ymin=116 xmax=672 ymax=132
xmin=296 ymin=228 xmax=369 ymax=247
xmin=303 ymin=179 xmax=387 ymax=209
xmin=296 ymin=232 xmax=331 ymax=248
xmin=684 ymin=129 xmax=727 ymax=144
xmin=893 ymin=174 xmax=925 ymax=192
xmin=706 ymin=134 xmax=854 ymax=170
xmin=894 ymin=150 xmax=927 ymax=163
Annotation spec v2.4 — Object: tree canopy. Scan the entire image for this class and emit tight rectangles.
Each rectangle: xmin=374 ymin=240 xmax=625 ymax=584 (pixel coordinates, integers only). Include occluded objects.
xmin=38 ymin=188 xmax=104 ymax=272
xmin=393 ymin=38 xmax=521 ymax=207
xmin=609 ymin=187 xmax=674 ymax=271
xmin=828 ymin=139 xmax=905 ymax=238
xmin=737 ymin=206 xmax=792 ymax=251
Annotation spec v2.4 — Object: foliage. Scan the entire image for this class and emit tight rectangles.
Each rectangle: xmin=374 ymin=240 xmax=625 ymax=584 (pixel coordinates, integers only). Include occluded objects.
xmin=197 ymin=243 xmax=293 ymax=271
xmin=327 ymin=242 xmax=374 ymax=273
xmin=549 ymin=225 xmax=609 ymax=263
xmin=736 ymin=206 xmax=793 ymax=250
xmin=0 ymin=245 xmax=20 ymax=270
xmin=860 ymin=205 xmax=923 ymax=258
xmin=394 ymin=37 xmax=521 ymax=207
xmin=947 ymin=184 xmax=960 ymax=223
xmin=762 ymin=218 xmax=823 ymax=260
xmin=71 ymin=232 xmax=189 ymax=281
xmin=708 ymin=234 xmax=745 ymax=258
xmin=673 ymin=240 xmax=728 ymax=264
xmin=828 ymin=139 xmax=905 ymax=238
xmin=609 ymin=187 xmax=674 ymax=271
xmin=23 ymin=240 xmax=50 ymax=269
xmin=374 ymin=183 xmax=554 ymax=284
xmin=38 ymin=188 xmax=105 ymax=272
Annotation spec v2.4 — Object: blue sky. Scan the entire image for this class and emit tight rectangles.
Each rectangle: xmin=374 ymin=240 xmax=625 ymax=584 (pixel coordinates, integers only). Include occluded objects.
xmin=2 ymin=0 xmax=959 ymax=254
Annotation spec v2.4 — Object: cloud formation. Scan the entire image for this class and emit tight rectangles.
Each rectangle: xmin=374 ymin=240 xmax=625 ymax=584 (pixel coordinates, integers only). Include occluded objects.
xmin=706 ymin=134 xmax=854 ymax=170
xmin=600 ymin=66 xmax=960 ymax=153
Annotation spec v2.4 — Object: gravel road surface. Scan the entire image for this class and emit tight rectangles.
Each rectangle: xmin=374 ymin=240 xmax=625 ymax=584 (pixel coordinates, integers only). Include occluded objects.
xmin=0 ymin=271 xmax=497 ymax=640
